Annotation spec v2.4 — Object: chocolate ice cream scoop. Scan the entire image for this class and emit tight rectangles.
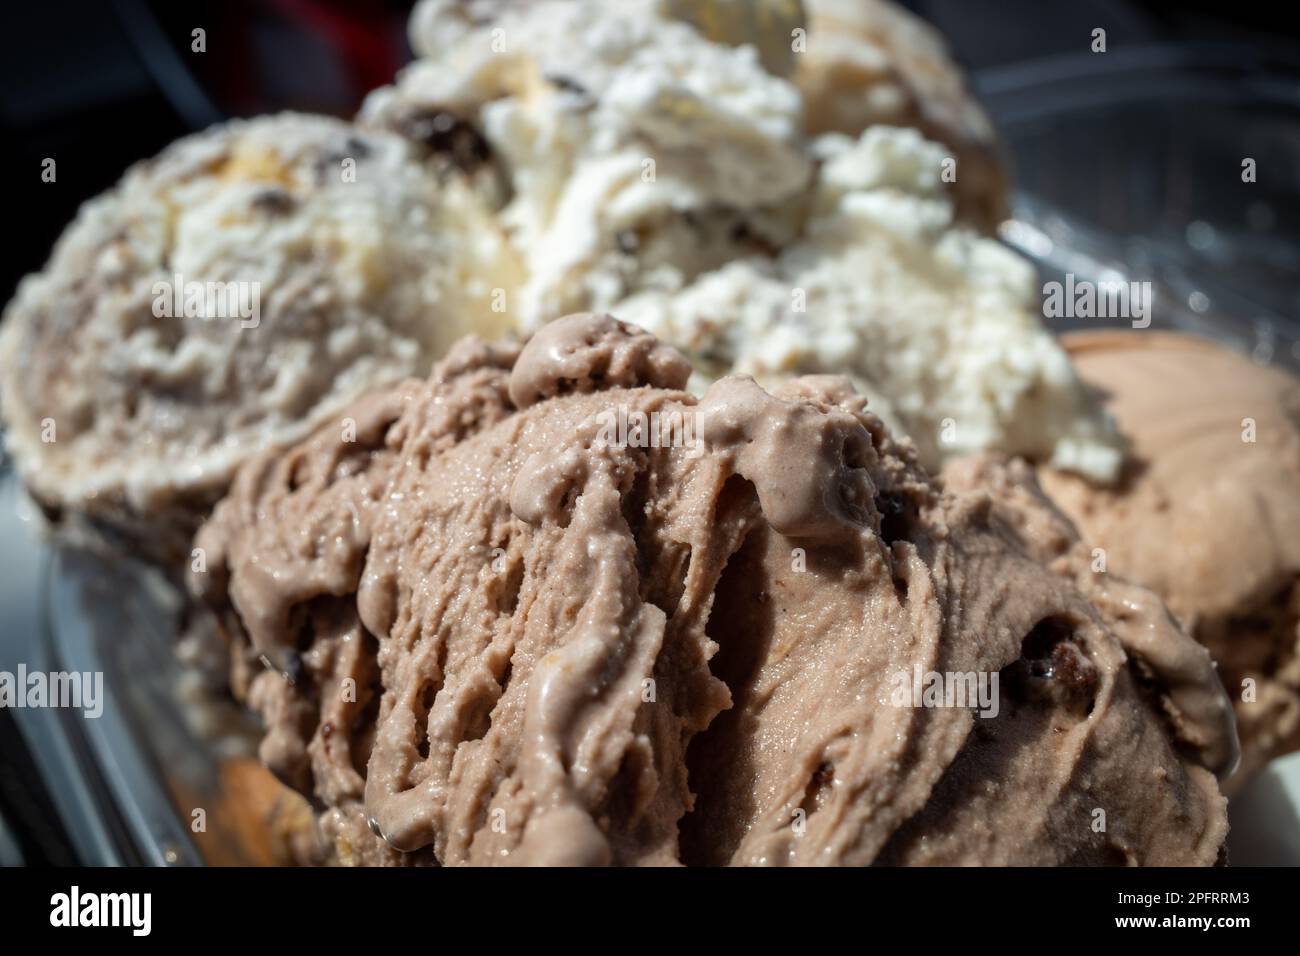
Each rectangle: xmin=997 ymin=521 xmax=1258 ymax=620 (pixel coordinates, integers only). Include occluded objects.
xmin=194 ymin=314 xmax=1232 ymax=866
xmin=1039 ymin=330 xmax=1300 ymax=781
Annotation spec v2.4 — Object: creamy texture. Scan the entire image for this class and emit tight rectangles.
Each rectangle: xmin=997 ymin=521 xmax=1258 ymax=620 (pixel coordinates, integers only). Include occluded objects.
xmin=795 ymin=0 xmax=1005 ymax=228
xmin=620 ymin=126 xmax=1123 ymax=477
xmin=945 ymin=455 xmax=1239 ymax=779
xmin=506 ymin=311 xmax=691 ymax=408
xmin=1039 ymin=331 xmax=1300 ymax=779
xmin=362 ymin=0 xmax=1122 ymax=480
xmin=194 ymin=314 xmax=1230 ymax=866
xmin=0 ymin=112 xmax=517 ymax=562
xmin=366 ymin=0 xmax=813 ymax=321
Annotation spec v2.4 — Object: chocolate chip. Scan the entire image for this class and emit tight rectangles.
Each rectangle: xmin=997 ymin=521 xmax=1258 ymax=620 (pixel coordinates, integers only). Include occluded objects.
xmin=1004 ymin=616 xmax=1098 ymax=712
xmin=728 ymin=219 xmax=778 ymax=257
xmin=394 ymin=108 xmax=492 ymax=172
xmin=1022 ymin=615 xmax=1076 ymax=660
xmin=344 ymin=135 xmax=373 ymax=159
xmin=546 ymin=74 xmax=589 ymax=98
xmin=313 ymin=136 xmax=376 ymax=181
xmin=251 ymin=188 xmax=296 ymax=215
xmin=874 ymin=490 xmax=914 ymax=547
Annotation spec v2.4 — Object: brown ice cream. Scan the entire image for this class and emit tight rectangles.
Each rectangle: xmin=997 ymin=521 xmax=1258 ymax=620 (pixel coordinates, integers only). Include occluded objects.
xmin=1039 ymin=330 xmax=1300 ymax=780
xmin=193 ymin=314 xmax=1233 ymax=865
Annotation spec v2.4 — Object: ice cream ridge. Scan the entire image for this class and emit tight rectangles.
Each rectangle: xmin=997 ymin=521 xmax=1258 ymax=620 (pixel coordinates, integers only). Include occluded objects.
xmin=194 ymin=314 xmax=1236 ymax=866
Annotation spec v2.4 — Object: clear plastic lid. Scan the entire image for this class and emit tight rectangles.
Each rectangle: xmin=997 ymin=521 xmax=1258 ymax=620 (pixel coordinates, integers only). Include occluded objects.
xmin=980 ymin=43 xmax=1300 ymax=369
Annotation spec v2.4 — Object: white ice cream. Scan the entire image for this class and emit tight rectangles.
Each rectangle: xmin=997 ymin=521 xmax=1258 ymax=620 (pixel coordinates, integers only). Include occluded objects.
xmin=363 ymin=0 xmax=1122 ymax=480
xmin=0 ymin=112 xmax=518 ymax=559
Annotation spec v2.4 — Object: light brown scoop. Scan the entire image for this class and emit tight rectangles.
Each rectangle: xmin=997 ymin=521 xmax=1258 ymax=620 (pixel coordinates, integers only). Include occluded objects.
xmin=1039 ymin=330 xmax=1300 ymax=780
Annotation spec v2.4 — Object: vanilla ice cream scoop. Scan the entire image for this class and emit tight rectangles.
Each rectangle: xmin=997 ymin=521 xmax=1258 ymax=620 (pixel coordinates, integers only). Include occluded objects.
xmin=363 ymin=0 xmax=1123 ymax=482
xmin=0 ymin=112 xmax=518 ymax=563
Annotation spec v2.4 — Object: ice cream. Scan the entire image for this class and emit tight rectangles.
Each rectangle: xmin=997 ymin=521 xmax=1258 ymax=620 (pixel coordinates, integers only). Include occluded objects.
xmin=793 ymin=0 xmax=1006 ymax=228
xmin=1039 ymin=331 xmax=1300 ymax=779
xmin=193 ymin=314 xmax=1232 ymax=866
xmin=0 ymin=112 xmax=517 ymax=564
xmin=362 ymin=0 xmax=1123 ymax=480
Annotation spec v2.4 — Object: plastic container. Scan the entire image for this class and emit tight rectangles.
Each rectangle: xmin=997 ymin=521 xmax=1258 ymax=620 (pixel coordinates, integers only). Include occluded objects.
xmin=980 ymin=43 xmax=1300 ymax=367
xmin=0 ymin=468 xmax=268 ymax=866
